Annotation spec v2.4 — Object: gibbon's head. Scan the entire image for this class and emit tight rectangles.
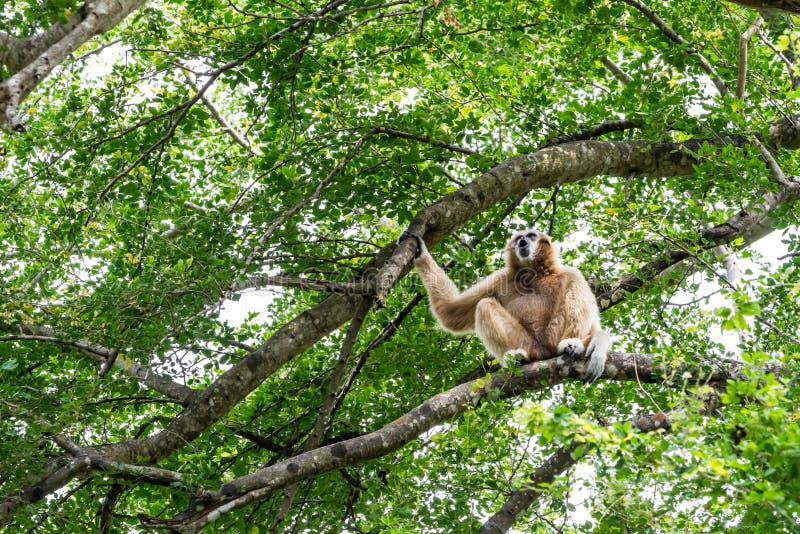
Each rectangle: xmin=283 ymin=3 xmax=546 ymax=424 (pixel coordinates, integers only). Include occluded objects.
xmin=505 ymin=229 xmax=558 ymax=270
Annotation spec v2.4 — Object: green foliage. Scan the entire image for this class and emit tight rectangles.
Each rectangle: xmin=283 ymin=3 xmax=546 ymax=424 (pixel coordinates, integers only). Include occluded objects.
xmin=1 ymin=0 xmax=799 ymax=532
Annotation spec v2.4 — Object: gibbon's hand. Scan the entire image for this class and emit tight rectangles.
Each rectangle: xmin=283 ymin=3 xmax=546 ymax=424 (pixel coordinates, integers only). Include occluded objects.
xmin=397 ymin=231 xmax=428 ymax=258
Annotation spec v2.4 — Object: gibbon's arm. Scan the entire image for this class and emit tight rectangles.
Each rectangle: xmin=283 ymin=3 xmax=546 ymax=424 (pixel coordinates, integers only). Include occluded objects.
xmin=401 ymin=233 xmax=507 ymax=334
xmin=414 ymin=253 xmax=508 ymax=334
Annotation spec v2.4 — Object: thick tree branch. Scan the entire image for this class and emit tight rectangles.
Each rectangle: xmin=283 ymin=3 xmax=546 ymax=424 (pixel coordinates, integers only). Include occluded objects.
xmin=726 ymin=0 xmax=800 ymax=14
xmin=0 ymin=6 xmax=91 ymax=72
xmin=0 ymin=457 xmax=93 ymax=524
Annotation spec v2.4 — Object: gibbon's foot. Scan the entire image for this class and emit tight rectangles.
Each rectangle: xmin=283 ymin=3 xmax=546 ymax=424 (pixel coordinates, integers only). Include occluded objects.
xmin=497 ymin=349 xmax=527 ymax=368
xmin=558 ymin=336 xmax=606 ymax=382
xmin=397 ymin=231 xmax=427 ymax=258
xmin=557 ymin=338 xmax=585 ymax=359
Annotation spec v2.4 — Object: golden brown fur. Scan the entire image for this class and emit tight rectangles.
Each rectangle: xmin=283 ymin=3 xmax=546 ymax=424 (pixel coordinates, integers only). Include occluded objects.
xmin=410 ymin=229 xmax=609 ymax=380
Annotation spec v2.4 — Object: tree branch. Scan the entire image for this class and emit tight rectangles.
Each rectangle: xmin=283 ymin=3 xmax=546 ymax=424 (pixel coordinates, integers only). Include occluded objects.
xmin=622 ymin=0 xmax=729 ymax=96
xmin=601 ymin=57 xmax=633 ymax=84
xmin=372 ymin=126 xmax=477 ymax=155
xmin=272 ymin=297 xmax=373 ymax=529
xmin=0 ymin=6 xmax=90 ymax=72
xmin=737 ymin=16 xmax=764 ymax=101
xmin=0 ymin=324 xmax=194 ymax=403
xmin=478 ymin=413 xmax=672 ymax=534
xmin=98 ymin=483 xmax=125 ymax=534
xmin=0 ymin=0 xmax=147 ymax=131
xmin=239 ymin=274 xmax=368 ymax=295
xmin=542 ymin=119 xmax=641 ymax=147
xmin=177 ymin=63 xmax=262 ymax=156
xmin=595 ymin=175 xmax=800 ymax=311
xmin=757 ymin=29 xmax=800 ymax=89
xmin=725 ymin=0 xmax=800 ymax=14
xmin=138 ymin=351 xmax=745 ymax=531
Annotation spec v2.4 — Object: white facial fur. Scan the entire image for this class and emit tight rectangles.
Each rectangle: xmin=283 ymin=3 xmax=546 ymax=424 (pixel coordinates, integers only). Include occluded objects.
xmin=510 ymin=229 xmax=545 ymax=265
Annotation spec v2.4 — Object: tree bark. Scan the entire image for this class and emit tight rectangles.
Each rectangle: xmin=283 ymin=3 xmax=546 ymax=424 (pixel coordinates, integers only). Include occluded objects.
xmin=727 ymin=0 xmax=800 ymax=14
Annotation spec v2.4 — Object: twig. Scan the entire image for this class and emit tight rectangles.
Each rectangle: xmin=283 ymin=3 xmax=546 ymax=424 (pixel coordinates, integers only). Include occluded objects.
xmin=177 ymin=62 xmax=262 ymax=155
xmin=247 ymin=131 xmax=374 ymax=264
xmin=372 ymin=126 xmax=476 ymax=155
xmin=756 ymin=29 xmax=800 ymax=89
xmin=73 ymin=38 xmax=123 ymax=62
xmin=95 ymin=70 xmax=223 ymax=204
xmin=657 ymin=230 xmax=800 ymax=347
xmin=331 ymin=293 xmax=424 ymax=416
xmin=240 ymin=275 xmax=367 ymax=295
xmin=0 ymin=327 xmax=194 ymax=403
xmin=752 ymin=136 xmax=795 ymax=189
xmin=151 ymin=128 xmax=375 ymax=356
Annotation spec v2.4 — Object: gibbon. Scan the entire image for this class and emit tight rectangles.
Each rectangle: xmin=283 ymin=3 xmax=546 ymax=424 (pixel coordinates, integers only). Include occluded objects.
xmin=400 ymin=229 xmax=609 ymax=381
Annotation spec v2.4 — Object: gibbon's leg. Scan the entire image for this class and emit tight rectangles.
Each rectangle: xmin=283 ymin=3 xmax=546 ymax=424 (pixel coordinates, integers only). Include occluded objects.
xmin=474 ymin=298 xmax=533 ymax=366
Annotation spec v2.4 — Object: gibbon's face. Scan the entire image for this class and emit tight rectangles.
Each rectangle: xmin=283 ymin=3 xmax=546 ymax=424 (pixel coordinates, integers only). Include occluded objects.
xmin=507 ymin=229 xmax=551 ymax=266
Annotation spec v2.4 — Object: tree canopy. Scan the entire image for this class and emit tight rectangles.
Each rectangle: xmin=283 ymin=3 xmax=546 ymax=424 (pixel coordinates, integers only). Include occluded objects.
xmin=1 ymin=0 xmax=799 ymax=532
